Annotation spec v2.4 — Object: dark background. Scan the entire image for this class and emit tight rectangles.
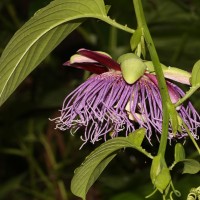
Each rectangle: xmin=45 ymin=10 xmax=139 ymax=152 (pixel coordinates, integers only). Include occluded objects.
xmin=0 ymin=0 xmax=200 ymax=199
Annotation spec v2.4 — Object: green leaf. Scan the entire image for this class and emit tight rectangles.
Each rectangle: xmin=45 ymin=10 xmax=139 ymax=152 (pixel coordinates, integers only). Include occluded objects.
xmin=71 ymin=153 xmax=116 ymax=200
xmin=191 ymin=60 xmax=200 ymax=87
xmin=0 ymin=0 xmax=134 ymax=107
xmin=174 ymin=143 xmax=185 ymax=163
xmin=130 ymin=28 xmax=142 ymax=51
xmin=150 ymin=154 xmax=162 ymax=184
xmin=0 ymin=0 xmax=107 ymax=106
xmin=154 ymin=167 xmax=171 ymax=193
xmin=71 ymin=131 xmax=152 ymax=199
xmin=128 ymin=128 xmax=145 ymax=147
xmin=182 ymin=159 xmax=200 ymax=174
xmin=150 ymin=155 xmax=171 ymax=193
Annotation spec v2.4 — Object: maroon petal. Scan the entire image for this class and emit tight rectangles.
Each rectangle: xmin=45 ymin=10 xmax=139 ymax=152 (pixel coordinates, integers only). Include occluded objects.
xmin=78 ymin=48 xmax=121 ymax=71
xmin=166 ymin=82 xmax=180 ymax=104
xmin=64 ymin=61 xmax=108 ymax=74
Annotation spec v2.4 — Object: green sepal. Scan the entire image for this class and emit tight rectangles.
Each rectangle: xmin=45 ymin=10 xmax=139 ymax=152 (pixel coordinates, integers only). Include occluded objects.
xmin=163 ymin=66 xmax=191 ymax=85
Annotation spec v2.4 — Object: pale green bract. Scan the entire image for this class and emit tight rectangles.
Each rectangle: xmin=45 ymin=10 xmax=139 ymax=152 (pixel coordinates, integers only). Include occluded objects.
xmin=118 ymin=53 xmax=146 ymax=84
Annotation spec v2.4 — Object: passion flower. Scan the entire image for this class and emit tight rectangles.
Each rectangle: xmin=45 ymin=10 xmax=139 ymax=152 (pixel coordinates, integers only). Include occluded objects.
xmin=51 ymin=49 xmax=200 ymax=146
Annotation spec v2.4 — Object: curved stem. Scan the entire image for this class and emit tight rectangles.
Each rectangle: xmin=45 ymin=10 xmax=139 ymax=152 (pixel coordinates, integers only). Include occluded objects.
xmin=181 ymin=118 xmax=200 ymax=154
xmin=132 ymin=0 xmax=171 ymax=156
xmin=175 ymin=84 xmax=200 ymax=107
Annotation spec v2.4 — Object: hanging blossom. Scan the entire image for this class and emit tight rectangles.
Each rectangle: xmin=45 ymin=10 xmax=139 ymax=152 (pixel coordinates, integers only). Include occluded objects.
xmin=51 ymin=49 xmax=200 ymax=146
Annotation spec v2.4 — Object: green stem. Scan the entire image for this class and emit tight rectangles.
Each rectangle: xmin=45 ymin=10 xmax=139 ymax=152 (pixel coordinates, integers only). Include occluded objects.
xmin=101 ymin=16 xmax=135 ymax=34
xmin=133 ymin=0 xmax=171 ymax=156
xmin=57 ymin=181 xmax=68 ymax=200
xmin=145 ymin=188 xmax=158 ymax=198
xmin=175 ymin=84 xmax=200 ymax=107
xmin=109 ymin=26 xmax=117 ymax=55
xmin=181 ymin=118 xmax=200 ymax=154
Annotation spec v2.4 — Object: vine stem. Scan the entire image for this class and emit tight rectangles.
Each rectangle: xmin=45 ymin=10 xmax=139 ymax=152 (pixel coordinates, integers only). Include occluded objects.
xmin=175 ymin=84 xmax=200 ymax=107
xmin=181 ymin=118 xmax=200 ymax=154
xmin=132 ymin=0 xmax=172 ymax=157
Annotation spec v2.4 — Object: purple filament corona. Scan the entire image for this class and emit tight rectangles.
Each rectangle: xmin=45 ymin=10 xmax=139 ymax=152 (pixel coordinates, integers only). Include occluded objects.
xmin=52 ymin=71 xmax=200 ymax=146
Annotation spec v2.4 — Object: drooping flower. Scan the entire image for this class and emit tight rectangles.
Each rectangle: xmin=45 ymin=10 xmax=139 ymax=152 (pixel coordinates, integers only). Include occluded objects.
xmin=52 ymin=49 xmax=200 ymax=146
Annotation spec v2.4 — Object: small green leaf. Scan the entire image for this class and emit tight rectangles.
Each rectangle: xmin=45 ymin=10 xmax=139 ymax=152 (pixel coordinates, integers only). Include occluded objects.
xmin=130 ymin=28 xmax=142 ymax=51
xmin=154 ymin=167 xmax=171 ymax=193
xmin=150 ymin=155 xmax=171 ymax=193
xmin=150 ymin=154 xmax=162 ymax=184
xmin=182 ymin=159 xmax=200 ymax=174
xmin=71 ymin=133 xmax=152 ymax=199
xmin=119 ymin=54 xmax=146 ymax=84
xmin=191 ymin=60 xmax=200 ymax=86
xmin=128 ymin=128 xmax=146 ymax=147
xmin=174 ymin=143 xmax=185 ymax=163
